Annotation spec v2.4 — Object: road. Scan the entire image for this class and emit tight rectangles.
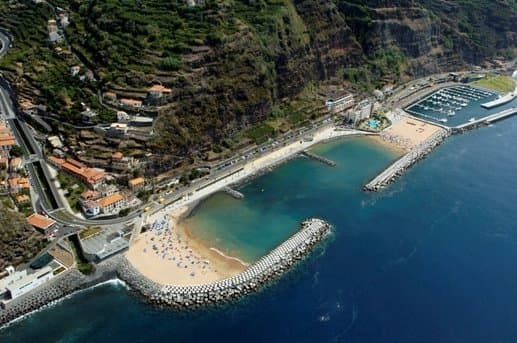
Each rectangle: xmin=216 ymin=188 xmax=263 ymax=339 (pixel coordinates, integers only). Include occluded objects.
xmin=0 ymin=30 xmax=10 ymax=58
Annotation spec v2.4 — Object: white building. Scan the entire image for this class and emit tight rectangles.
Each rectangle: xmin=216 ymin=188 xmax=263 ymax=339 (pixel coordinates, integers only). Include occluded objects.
xmin=325 ymin=93 xmax=355 ymax=114
xmin=0 ymin=267 xmax=53 ymax=301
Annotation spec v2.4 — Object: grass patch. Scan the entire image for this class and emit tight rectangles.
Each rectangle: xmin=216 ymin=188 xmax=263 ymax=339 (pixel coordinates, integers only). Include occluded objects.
xmin=473 ymin=75 xmax=515 ymax=93
xmin=245 ymin=122 xmax=276 ymax=144
xmin=79 ymin=226 xmax=102 ymax=240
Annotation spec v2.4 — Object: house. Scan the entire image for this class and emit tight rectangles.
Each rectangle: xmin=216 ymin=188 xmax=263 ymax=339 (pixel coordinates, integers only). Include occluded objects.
xmin=148 ymin=84 xmax=172 ymax=98
xmin=116 ymin=111 xmax=130 ymax=122
xmin=107 ymin=123 xmax=128 ymax=138
xmin=70 ymin=65 xmax=81 ymax=76
xmin=15 ymin=194 xmax=30 ymax=205
xmin=325 ymin=93 xmax=355 ymax=114
xmin=97 ymin=193 xmax=125 ymax=214
xmin=103 ymin=92 xmax=117 ymax=102
xmin=82 ymin=200 xmax=100 ymax=217
xmin=85 ymin=70 xmax=95 ymax=81
xmin=120 ymin=98 xmax=142 ymax=109
xmin=0 ymin=129 xmax=16 ymax=151
xmin=49 ymin=156 xmax=106 ymax=189
xmin=20 ymin=100 xmax=36 ymax=115
xmin=111 ymin=152 xmax=134 ymax=171
xmin=81 ymin=108 xmax=98 ymax=124
xmin=9 ymin=177 xmax=30 ymax=194
xmin=47 ymin=136 xmax=64 ymax=149
xmin=128 ymin=177 xmax=145 ymax=191
xmin=80 ymin=189 xmax=101 ymax=202
xmin=9 ymin=157 xmax=22 ymax=172
xmin=26 ymin=213 xmax=57 ymax=235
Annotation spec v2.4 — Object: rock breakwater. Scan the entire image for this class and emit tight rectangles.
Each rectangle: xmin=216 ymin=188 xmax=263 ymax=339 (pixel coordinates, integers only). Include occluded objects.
xmin=364 ymin=128 xmax=450 ymax=191
xmin=118 ymin=218 xmax=332 ymax=308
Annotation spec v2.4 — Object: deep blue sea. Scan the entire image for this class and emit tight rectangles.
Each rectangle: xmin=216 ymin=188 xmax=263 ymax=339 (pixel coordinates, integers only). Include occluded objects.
xmin=2 ymin=117 xmax=517 ymax=342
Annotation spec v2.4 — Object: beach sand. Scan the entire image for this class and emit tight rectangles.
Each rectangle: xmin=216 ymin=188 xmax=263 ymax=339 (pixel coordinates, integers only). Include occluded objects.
xmin=126 ymin=206 xmax=248 ymax=286
xmin=126 ymin=126 xmax=371 ymax=285
xmin=380 ymin=116 xmax=443 ymax=150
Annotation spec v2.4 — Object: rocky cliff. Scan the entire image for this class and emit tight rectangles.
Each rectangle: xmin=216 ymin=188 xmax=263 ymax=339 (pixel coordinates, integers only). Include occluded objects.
xmin=0 ymin=0 xmax=515 ymax=170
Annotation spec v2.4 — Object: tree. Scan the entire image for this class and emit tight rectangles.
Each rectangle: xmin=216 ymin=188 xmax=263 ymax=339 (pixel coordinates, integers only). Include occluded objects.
xmin=10 ymin=145 xmax=25 ymax=157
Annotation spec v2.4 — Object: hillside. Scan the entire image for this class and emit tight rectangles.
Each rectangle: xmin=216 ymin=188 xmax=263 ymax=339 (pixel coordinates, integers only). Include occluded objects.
xmin=0 ymin=0 xmax=515 ymax=174
xmin=0 ymin=206 xmax=46 ymax=270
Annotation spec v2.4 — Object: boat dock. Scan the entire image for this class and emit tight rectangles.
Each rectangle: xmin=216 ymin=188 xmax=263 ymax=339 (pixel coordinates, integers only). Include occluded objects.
xmin=363 ymin=129 xmax=449 ymax=191
xmin=481 ymin=93 xmax=516 ymax=109
xmin=223 ymin=186 xmax=245 ymax=199
xmin=300 ymin=151 xmax=336 ymax=167
xmin=453 ymin=107 xmax=517 ymax=134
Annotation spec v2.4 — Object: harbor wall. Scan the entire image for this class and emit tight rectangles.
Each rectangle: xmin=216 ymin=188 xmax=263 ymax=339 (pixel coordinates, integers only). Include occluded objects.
xmin=118 ymin=218 xmax=332 ymax=309
xmin=363 ymin=129 xmax=450 ymax=191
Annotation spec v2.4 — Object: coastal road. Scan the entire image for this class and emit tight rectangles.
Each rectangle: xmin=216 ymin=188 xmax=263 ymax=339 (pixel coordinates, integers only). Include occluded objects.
xmin=0 ymin=30 xmax=10 ymax=58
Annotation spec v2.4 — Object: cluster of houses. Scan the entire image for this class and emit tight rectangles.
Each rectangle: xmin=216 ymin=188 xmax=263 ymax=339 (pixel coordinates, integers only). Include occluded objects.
xmin=47 ymin=155 xmax=143 ymax=217
xmin=0 ymin=123 xmax=32 ymax=207
xmin=47 ymin=8 xmax=69 ymax=43
xmin=102 ymin=83 xmax=173 ymax=110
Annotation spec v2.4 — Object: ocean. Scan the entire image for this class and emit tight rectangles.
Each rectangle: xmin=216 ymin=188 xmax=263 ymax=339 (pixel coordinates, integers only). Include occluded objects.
xmin=2 ymin=117 xmax=517 ymax=342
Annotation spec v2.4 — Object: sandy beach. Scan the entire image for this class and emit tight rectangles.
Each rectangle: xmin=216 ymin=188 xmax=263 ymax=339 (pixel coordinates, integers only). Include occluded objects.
xmin=380 ymin=115 xmax=444 ymax=150
xmin=126 ymin=125 xmax=398 ymax=285
xmin=126 ymin=206 xmax=247 ymax=285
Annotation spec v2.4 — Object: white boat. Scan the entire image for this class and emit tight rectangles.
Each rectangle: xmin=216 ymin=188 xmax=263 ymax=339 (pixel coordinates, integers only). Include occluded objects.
xmin=438 ymin=118 xmax=448 ymax=123
xmin=468 ymin=117 xmax=476 ymax=122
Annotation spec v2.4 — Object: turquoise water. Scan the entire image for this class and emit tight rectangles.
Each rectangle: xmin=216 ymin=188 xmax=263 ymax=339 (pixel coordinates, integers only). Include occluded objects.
xmin=2 ymin=117 xmax=517 ymax=342
xmin=187 ymin=137 xmax=399 ymax=262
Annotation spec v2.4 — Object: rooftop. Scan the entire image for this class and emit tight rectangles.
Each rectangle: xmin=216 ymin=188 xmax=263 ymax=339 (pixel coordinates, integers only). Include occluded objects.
xmin=128 ymin=177 xmax=145 ymax=186
xmin=26 ymin=213 xmax=56 ymax=231
xmin=98 ymin=193 xmax=124 ymax=207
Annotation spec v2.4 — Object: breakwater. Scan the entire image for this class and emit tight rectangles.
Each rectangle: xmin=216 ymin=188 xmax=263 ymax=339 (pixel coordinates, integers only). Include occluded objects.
xmin=452 ymin=107 xmax=517 ymax=134
xmin=223 ymin=187 xmax=245 ymax=199
xmin=118 ymin=218 xmax=332 ymax=308
xmin=300 ymin=151 xmax=337 ymax=167
xmin=363 ymin=129 xmax=450 ymax=191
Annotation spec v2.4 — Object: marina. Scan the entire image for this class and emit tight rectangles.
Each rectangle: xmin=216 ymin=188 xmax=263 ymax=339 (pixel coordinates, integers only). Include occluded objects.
xmin=405 ymin=85 xmax=499 ymax=126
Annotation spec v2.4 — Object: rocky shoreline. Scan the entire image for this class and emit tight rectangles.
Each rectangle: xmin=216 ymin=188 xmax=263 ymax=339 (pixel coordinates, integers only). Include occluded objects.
xmin=1 ymin=218 xmax=331 ymax=326
xmin=0 ymin=256 xmax=122 ymax=327
xmin=117 ymin=218 xmax=332 ymax=309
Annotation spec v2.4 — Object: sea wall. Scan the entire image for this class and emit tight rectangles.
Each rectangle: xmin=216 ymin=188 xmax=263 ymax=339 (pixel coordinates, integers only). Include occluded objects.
xmin=118 ymin=218 xmax=332 ymax=308
xmin=0 ymin=256 xmax=122 ymax=327
xmin=363 ymin=129 xmax=450 ymax=191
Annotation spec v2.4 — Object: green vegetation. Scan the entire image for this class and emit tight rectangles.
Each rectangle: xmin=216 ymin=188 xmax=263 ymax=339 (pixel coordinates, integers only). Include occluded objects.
xmin=58 ymin=172 xmax=86 ymax=212
xmin=245 ymin=123 xmax=276 ymax=144
xmin=53 ymin=266 xmax=66 ymax=275
xmin=0 ymin=205 xmax=46 ymax=269
xmin=79 ymin=226 xmax=102 ymax=240
xmin=473 ymin=75 xmax=516 ymax=94
xmin=77 ymin=262 xmax=95 ymax=275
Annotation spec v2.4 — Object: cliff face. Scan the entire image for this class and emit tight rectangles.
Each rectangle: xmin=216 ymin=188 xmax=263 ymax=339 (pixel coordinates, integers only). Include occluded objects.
xmin=1 ymin=0 xmax=515 ymax=167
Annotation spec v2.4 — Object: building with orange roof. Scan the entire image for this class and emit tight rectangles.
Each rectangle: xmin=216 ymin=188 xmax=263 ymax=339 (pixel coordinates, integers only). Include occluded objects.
xmin=26 ymin=213 xmax=56 ymax=235
xmin=9 ymin=177 xmax=30 ymax=194
xmin=128 ymin=177 xmax=145 ymax=191
xmin=49 ymin=156 xmax=106 ymax=189
xmin=103 ymin=91 xmax=117 ymax=101
xmin=97 ymin=193 xmax=125 ymax=214
xmin=120 ymin=98 xmax=142 ymax=108
xmin=148 ymin=84 xmax=172 ymax=98
xmin=15 ymin=194 xmax=30 ymax=204
xmin=0 ymin=135 xmax=16 ymax=151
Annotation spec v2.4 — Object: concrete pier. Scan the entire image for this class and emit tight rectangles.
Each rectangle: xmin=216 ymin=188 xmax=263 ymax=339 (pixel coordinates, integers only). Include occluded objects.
xmin=300 ymin=151 xmax=336 ymax=167
xmin=118 ymin=218 xmax=332 ymax=309
xmin=223 ymin=187 xmax=244 ymax=199
xmin=452 ymin=107 xmax=517 ymax=134
xmin=363 ymin=129 xmax=450 ymax=191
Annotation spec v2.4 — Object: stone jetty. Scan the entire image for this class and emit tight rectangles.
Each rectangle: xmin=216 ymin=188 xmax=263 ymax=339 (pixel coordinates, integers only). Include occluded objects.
xmin=364 ymin=129 xmax=450 ymax=191
xmin=452 ymin=107 xmax=517 ymax=134
xmin=300 ymin=151 xmax=336 ymax=167
xmin=118 ymin=218 xmax=332 ymax=309
xmin=223 ymin=186 xmax=245 ymax=199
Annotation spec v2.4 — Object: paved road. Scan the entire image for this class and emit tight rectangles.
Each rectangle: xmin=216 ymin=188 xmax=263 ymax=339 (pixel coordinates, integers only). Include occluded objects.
xmin=0 ymin=30 xmax=10 ymax=58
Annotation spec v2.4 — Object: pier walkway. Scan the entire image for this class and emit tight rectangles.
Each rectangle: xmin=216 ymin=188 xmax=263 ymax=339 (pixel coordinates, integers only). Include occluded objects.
xmin=453 ymin=107 xmax=517 ymax=133
xmin=481 ymin=93 xmax=516 ymax=109
xmin=300 ymin=151 xmax=336 ymax=167
xmin=223 ymin=187 xmax=244 ymax=199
